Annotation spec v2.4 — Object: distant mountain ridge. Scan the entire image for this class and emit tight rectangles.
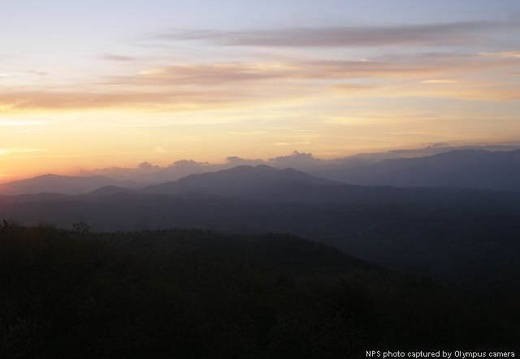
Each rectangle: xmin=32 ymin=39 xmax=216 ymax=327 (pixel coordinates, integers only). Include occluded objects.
xmin=312 ymin=149 xmax=520 ymax=191
xmin=3 ymin=148 xmax=520 ymax=195
xmin=144 ymin=165 xmax=339 ymax=201
xmin=0 ymin=174 xmax=141 ymax=195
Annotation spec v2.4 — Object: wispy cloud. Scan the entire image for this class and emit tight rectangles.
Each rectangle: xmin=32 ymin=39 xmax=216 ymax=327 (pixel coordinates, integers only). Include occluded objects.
xmin=0 ymin=89 xmax=246 ymax=112
xmin=154 ymin=20 xmax=506 ymax=48
xmin=111 ymin=63 xmax=293 ymax=86
xmin=369 ymin=82 xmax=520 ymax=101
xmin=1 ymin=49 xmax=517 ymax=113
xmin=421 ymin=78 xmax=461 ymax=84
xmin=112 ymin=51 xmax=519 ymax=85
xmin=480 ymin=51 xmax=520 ymax=58
xmin=0 ymin=148 xmax=45 ymax=156
xmin=0 ymin=71 xmax=47 ymax=79
xmin=0 ymin=119 xmax=47 ymax=126
xmin=101 ymin=54 xmax=140 ymax=62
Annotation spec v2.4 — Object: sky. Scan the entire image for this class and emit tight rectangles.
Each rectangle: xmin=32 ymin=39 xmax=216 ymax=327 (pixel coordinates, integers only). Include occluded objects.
xmin=0 ymin=0 xmax=519 ymax=181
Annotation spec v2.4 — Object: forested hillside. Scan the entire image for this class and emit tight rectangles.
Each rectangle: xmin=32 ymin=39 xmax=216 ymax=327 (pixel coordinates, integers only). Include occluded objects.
xmin=1 ymin=224 xmax=518 ymax=358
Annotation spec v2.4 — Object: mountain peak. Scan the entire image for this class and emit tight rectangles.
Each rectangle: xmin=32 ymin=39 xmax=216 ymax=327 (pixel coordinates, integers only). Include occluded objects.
xmin=144 ymin=164 xmax=335 ymax=199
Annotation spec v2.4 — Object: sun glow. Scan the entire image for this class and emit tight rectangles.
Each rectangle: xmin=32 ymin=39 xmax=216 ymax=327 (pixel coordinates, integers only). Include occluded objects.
xmin=0 ymin=1 xmax=518 ymax=180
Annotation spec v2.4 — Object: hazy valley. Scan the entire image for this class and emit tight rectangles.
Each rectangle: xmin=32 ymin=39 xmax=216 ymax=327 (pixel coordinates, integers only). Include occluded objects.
xmin=2 ymin=148 xmax=520 ymax=288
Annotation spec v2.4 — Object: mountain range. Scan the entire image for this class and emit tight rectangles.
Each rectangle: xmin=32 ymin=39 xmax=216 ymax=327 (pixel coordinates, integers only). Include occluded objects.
xmin=312 ymin=149 xmax=520 ymax=191
xmin=1 ymin=157 xmax=519 ymax=287
xmin=2 ymin=148 xmax=520 ymax=195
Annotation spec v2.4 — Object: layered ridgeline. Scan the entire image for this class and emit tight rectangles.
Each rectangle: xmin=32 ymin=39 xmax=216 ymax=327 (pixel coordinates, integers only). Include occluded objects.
xmin=2 ymin=148 xmax=520 ymax=195
xmin=1 ymin=163 xmax=519 ymax=288
xmin=311 ymin=149 xmax=520 ymax=191
xmin=144 ymin=164 xmax=339 ymax=199
xmin=0 ymin=174 xmax=141 ymax=195
xmin=0 ymin=225 xmax=517 ymax=358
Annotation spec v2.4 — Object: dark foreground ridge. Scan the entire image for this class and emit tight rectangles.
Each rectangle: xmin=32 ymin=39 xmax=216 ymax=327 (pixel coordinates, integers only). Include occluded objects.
xmin=1 ymin=224 xmax=518 ymax=358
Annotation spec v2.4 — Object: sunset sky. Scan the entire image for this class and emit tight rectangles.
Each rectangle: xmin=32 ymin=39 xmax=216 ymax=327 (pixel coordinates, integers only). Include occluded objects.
xmin=1 ymin=0 xmax=519 ymax=181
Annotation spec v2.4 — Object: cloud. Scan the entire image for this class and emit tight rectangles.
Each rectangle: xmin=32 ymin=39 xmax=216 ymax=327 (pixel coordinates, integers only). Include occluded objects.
xmin=154 ymin=21 xmax=504 ymax=48
xmin=421 ymin=79 xmax=461 ymax=84
xmin=268 ymin=151 xmax=321 ymax=168
xmin=0 ymin=148 xmax=45 ymax=156
xmin=27 ymin=70 xmax=47 ymax=76
xmin=225 ymin=156 xmax=263 ymax=166
xmin=102 ymin=54 xmax=140 ymax=62
xmin=396 ymin=83 xmax=520 ymax=101
xmin=0 ymin=89 xmax=247 ymax=112
xmin=170 ymin=159 xmax=210 ymax=169
xmin=87 ymin=159 xmax=215 ymax=183
xmin=0 ymin=71 xmax=47 ymax=79
xmin=0 ymin=120 xmax=47 ymax=126
xmin=109 ymin=52 xmax=518 ymax=88
xmin=86 ymin=152 xmax=323 ymax=183
xmin=480 ymin=51 xmax=520 ymax=59
xmin=333 ymin=83 xmax=375 ymax=91
xmin=228 ymin=131 xmax=268 ymax=136
xmin=138 ymin=162 xmax=159 ymax=170
xmin=153 ymin=147 xmax=168 ymax=154
xmin=111 ymin=63 xmax=293 ymax=86
xmin=1 ymin=49 xmax=517 ymax=113
xmin=83 ymin=140 xmax=520 ymax=184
